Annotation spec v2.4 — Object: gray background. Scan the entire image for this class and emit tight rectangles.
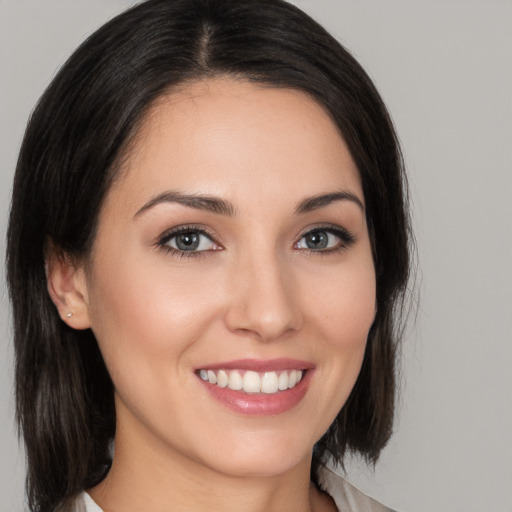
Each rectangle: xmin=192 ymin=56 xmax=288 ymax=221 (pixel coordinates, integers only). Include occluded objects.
xmin=1 ymin=1 xmax=511 ymax=511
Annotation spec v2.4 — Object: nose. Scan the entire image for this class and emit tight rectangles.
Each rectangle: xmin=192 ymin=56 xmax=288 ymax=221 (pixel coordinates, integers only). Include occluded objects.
xmin=224 ymin=251 xmax=303 ymax=342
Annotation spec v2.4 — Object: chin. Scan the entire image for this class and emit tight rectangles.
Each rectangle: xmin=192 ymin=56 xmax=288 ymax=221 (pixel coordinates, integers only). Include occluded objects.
xmin=195 ymin=430 xmax=314 ymax=478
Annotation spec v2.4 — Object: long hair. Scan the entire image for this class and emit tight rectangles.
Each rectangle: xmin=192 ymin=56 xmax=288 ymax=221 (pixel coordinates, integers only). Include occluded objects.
xmin=6 ymin=0 xmax=411 ymax=510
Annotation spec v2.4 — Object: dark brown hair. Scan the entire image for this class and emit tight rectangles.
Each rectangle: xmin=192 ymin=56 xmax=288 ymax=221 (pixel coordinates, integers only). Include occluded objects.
xmin=6 ymin=0 xmax=411 ymax=510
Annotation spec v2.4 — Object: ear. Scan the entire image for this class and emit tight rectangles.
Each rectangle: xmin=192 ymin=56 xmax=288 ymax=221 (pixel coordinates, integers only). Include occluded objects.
xmin=46 ymin=249 xmax=92 ymax=330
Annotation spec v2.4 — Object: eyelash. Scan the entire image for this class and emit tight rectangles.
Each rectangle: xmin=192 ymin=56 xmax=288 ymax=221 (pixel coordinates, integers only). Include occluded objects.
xmin=156 ymin=225 xmax=219 ymax=259
xmin=295 ymin=225 xmax=356 ymax=255
xmin=156 ymin=224 xmax=356 ymax=259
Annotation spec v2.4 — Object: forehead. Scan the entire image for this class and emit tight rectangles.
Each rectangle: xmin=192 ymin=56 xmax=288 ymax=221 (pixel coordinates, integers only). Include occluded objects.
xmin=110 ymin=78 xmax=363 ymax=209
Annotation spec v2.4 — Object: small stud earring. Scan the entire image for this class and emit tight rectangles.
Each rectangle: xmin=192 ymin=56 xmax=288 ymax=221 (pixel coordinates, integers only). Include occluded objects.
xmin=66 ymin=312 xmax=73 ymax=319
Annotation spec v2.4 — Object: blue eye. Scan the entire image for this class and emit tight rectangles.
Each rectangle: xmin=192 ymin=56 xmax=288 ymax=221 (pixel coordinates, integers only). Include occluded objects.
xmin=295 ymin=227 xmax=355 ymax=252
xmin=159 ymin=227 xmax=220 ymax=255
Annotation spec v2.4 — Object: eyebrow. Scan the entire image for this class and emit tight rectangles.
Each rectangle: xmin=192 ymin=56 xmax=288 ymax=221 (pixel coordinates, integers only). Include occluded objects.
xmin=134 ymin=189 xmax=364 ymax=219
xmin=134 ymin=191 xmax=236 ymax=218
xmin=294 ymin=191 xmax=364 ymax=214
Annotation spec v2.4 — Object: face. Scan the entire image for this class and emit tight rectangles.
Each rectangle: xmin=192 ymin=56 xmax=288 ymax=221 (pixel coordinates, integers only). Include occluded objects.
xmin=80 ymin=78 xmax=376 ymax=479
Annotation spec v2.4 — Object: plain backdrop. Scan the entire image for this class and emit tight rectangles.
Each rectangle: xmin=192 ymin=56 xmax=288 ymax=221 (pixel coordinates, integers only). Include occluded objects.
xmin=1 ymin=1 xmax=511 ymax=511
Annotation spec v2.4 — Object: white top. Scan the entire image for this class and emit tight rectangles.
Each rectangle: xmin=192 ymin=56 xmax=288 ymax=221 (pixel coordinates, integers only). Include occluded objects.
xmin=74 ymin=466 xmax=396 ymax=512
xmin=317 ymin=466 xmax=395 ymax=512
xmin=73 ymin=491 xmax=102 ymax=512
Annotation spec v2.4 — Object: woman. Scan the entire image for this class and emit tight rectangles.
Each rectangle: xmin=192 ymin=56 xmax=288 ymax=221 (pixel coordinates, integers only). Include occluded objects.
xmin=6 ymin=0 xmax=411 ymax=511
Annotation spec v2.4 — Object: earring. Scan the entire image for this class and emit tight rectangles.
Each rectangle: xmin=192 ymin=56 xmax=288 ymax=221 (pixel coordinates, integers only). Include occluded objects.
xmin=66 ymin=312 xmax=73 ymax=319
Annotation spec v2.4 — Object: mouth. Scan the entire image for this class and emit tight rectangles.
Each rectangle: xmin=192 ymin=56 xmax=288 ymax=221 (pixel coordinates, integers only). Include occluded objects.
xmin=198 ymin=368 xmax=304 ymax=394
xmin=195 ymin=359 xmax=313 ymax=416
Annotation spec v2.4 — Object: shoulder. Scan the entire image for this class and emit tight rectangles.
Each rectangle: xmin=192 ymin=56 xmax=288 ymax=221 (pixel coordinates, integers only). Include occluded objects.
xmin=317 ymin=466 xmax=398 ymax=512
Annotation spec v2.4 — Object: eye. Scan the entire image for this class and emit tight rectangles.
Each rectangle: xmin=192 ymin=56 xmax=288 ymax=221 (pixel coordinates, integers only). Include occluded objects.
xmin=295 ymin=227 xmax=355 ymax=252
xmin=158 ymin=227 xmax=221 ymax=255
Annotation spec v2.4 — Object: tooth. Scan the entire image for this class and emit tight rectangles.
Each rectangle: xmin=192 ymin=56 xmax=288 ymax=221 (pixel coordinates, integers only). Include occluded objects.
xmin=228 ymin=370 xmax=243 ymax=390
xmin=261 ymin=371 xmax=279 ymax=393
xmin=288 ymin=370 xmax=298 ymax=388
xmin=217 ymin=370 xmax=228 ymax=388
xmin=243 ymin=371 xmax=261 ymax=393
xmin=202 ymin=368 xmax=304 ymax=392
xmin=278 ymin=371 xmax=289 ymax=390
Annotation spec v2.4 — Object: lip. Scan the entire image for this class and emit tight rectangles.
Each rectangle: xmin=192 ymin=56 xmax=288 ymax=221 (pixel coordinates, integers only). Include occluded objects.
xmin=197 ymin=358 xmax=315 ymax=372
xmin=196 ymin=359 xmax=314 ymax=416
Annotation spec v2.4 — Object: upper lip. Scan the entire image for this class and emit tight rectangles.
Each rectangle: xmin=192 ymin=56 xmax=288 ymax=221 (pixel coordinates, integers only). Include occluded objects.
xmin=196 ymin=358 xmax=315 ymax=372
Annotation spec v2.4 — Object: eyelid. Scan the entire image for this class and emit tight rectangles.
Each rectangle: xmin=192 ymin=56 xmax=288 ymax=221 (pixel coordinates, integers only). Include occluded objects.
xmin=156 ymin=224 xmax=223 ymax=257
xmin=155 ymin=223 xmax=355 ymax=258
xmin=294 ymin=224 xmax=356 ymax=251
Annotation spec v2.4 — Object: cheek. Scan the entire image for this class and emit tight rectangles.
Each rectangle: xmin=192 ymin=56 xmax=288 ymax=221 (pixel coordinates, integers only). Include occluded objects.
xmin=293 ymin=258 xmax=375 ymax=439
xmin=85 ymin=253 xmax=222 ymax=374
xmin=305 ymin=255 xmax=376 ymax=385
xmin=307 ymin=259 xmax=376 ymax=342
xmin=84 ymin=256 xmax=227 ymax=430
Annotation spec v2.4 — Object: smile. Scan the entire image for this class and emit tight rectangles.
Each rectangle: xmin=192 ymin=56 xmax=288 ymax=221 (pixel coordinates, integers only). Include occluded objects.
xmin=198 ymin=369 xmax=304 ymax=394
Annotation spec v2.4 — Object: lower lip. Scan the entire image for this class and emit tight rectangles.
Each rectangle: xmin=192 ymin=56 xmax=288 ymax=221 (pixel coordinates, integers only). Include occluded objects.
xmin=199 ymin=371 xmax=312 ymax=416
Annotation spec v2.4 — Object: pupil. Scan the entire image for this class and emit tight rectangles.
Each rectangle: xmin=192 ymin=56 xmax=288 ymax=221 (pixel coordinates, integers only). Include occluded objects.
xmin=306 ymin=231 xmax=328 ymax=249
xmin=176 ymin=232 xmax=199 ymax=251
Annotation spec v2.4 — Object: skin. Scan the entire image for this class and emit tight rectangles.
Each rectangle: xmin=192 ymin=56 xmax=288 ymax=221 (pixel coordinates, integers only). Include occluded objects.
xmin=49 ymin=78 xmax=376 ymax=512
